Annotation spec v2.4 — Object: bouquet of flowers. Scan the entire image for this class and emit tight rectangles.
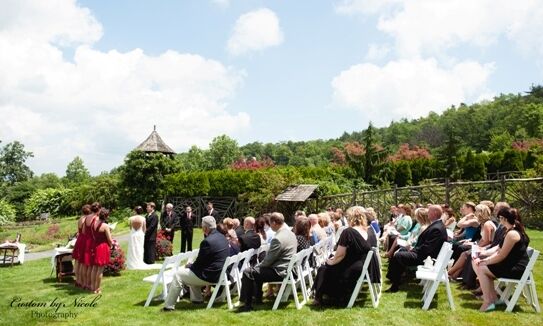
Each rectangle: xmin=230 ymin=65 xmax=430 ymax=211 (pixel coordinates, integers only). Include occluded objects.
xmin=104 ymin=239 xmax=126 ymax=275
xmin=156 ymin=230 xmax=173 ymax=259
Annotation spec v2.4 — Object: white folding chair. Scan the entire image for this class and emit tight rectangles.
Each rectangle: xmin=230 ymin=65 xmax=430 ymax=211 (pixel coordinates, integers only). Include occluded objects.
xmin=143 ymin=252 xmax=187 ymax=307
xmin=371 ymin=247 xmax=383 ymax=304
xmin=495 ymin=247 xmax=540 ymax=313
xmin=335 ymin=226 xmax=347 ymax=244
xmin=270 ymin=251 xmax=307 ymax=310
xmin=347 ymin=250 xmax=378 ymax=308
xmin=232 ymin=249 xmax=254 ymax=298
xmin=207 ymin=254 xmax=239 ymax=309
xmin=295 ymin=248 xmax=315 ymax=301
xmin=415 ymin=242 xmax=455 ymax=310
xmin=256 ymin=244 xmax=269 ymax=264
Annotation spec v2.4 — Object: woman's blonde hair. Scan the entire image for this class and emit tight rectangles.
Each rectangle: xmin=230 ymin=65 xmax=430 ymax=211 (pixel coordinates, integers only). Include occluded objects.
xmin=346 ymin=206 xmax=367 ymax=227
xmin=365 ymin=207 xmax=377 ymax=222
xmin=223 ymin=217 xmax=234 ymax=230
xmin=475 ymin=204 xmax=492 ymax=224
xmin=414 ymin=208 xmax=430 ymax=226
xmin=317 ymin=212 xmax=331 ymax=228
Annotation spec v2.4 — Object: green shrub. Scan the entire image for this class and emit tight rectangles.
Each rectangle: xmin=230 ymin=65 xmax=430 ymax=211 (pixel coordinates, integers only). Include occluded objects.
xmin=0 ymin=199 xmax=16 ymax=226
xmin=24 ymin=188 xmax=73 ymax=219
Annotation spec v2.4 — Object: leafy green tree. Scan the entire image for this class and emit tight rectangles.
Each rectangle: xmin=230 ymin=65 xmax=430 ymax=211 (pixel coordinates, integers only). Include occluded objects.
xmin=64 ymin=156 xmax=91 ymax=185
xmin=0 ymin=141 xmax=34 ymax=185
xmin=207 ymin=135 xmax=241 ymax=170
xmin=461 ymin=150 xmax=486 ymax=181
xmin=119 ymin=150 xmax=179 ymax=207
xmin=177 ymin=145 xmax=209 ymax=171
xmin=394 ymin=161 xmax=412 ymax=186
xmin=489 ymin=131 xmax=513 ymax=152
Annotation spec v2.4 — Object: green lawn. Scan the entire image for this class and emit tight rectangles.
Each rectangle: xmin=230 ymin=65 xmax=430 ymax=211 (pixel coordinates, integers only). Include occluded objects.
xmin=1 ymin=229 xmax=542 ymax=326
xmin=0 ymin=218 xmax=130 ymax=252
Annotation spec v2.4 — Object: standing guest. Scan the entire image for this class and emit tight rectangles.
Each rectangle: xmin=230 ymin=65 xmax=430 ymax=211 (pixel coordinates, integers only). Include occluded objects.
xmin=473 ymin=207 xmax=530 ymax=312
xmin=313 ymin=206 xmax=379 ymax=305
xmin=239 ymin=217 xmax=261 ymax=252
xmin=180 ymin=206 xmax=195 ymax=253
xmin=72 ymin=204 xmax=92 ymax=288
xmin=385 ymin=205 xmax=447 ymax=292
xmin=238 ymin=212 xmax=297 ymax=312
xmin=294 ymin=217 xmax=311 ymax=252
xmin=82 ymin=202 xmax=100 ymax=290
xmin=206 ymin=201 xmax=220 ymax=222
xmin=144 ymin=202 xmax=158 ymax=264
xmin=90 ymin=208 xmax=113 ymax=294
xmin=160 ymin=203 xmax=177 ymax=242
xmin=163 ymin=216 xmax=229 ymax=310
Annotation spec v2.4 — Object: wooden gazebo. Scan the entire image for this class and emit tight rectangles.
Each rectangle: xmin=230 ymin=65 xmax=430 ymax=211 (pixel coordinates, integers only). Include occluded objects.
xmin=275 ymin=184 xmax=319 ymax=224
xmin=135 ymin=126 xmax=175 ymax=155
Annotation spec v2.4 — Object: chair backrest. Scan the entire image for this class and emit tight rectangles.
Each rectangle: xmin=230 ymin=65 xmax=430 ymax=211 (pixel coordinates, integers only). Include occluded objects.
xmin=237 ymin=248 xmax=254 ymax=271
xmin=164 ymin=252 xmax=187 ymax=272
xmin=216 ymin=254 xmax=239 ymax=284
xmin=335 ymin=226 xmax=347 ymax=243
xmin=432 ymin=243 xmax=453 ymax=278
xmin=432 ymin=242 xmax=452 ymax=268
xmin=522 ymin=247 xmax=540 ymax=282
xmin=187 ymin=249 xmax=199 ymax=263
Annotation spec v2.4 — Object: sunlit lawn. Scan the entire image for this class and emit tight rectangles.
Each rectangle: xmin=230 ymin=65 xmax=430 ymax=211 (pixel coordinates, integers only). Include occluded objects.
xmin=1 ymin=229 xmax=542 ymax=326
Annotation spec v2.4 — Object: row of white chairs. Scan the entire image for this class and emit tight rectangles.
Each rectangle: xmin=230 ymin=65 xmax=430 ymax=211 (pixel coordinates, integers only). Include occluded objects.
xmin=415 ymin=242 xmax=540 ymax=313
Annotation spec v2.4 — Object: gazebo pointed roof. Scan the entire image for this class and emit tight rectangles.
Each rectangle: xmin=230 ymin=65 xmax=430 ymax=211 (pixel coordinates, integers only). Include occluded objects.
xmin=135 ymin=126 xmax=175 ymax=154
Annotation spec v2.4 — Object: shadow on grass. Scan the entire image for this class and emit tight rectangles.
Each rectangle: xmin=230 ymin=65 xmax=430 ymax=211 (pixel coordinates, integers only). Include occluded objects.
xmin=42 ymin=277 xmax=94 ymax=295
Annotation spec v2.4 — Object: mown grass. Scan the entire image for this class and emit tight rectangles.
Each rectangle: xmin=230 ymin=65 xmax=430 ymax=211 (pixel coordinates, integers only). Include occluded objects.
xmin=0 ymin=217 xmax=130 ymax=252
xmin=0 ymin=229 xmax=541 ymax=326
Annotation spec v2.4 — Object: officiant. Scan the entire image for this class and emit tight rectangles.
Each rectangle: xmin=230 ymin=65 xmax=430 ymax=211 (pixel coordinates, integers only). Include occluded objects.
xmin=160 ymin=203 xmax=178 ymax=242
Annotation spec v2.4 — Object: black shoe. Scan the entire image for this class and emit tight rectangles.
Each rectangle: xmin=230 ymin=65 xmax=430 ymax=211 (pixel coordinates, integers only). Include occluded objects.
xmin=162 ymin=307 xmax=175 ymax=312
xmin=385 ymin=285 xmax=399 ymax=293
xmin=236 ymin=305 xmax=253 ymax=313
xmin=254 ymin=298 xmax=264 ymax=305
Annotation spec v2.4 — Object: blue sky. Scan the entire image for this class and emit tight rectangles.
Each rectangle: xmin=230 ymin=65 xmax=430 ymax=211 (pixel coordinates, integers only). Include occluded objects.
xmin=1 ymin=0 xmax=542 ymax=175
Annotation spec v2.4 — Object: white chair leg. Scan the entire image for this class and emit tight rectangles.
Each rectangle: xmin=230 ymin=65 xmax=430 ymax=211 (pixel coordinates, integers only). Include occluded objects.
xmin=347 ymin=278 xmax=364 ymax=308
xmin=422 ymin=281 xmax=439 ymax=310
xmin=144 ymin=278 xmax=161 ymax=307
xmin=445 ymin=279 xmax=455 ymax=310
xmin=530 ymin=281 xmax=541 ymax=313
xmin=207 ymin=284 xmax=220 ymax=309
xmin=273 ymin=281 xmax=288 ymax=310
xmin=225 ymin=281 xmax=233 ymax=310
xmin=505 ymin=282 xmax=525 ymax=312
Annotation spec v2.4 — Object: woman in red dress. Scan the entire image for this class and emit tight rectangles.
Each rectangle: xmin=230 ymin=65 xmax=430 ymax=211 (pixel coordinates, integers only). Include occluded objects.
xmin=91 ymin=208 xmax=112 ymax=293
xmin=82 ymin=202 xmax=101 ymax=290
xmin=72 ymin=204 xmax=92 ymax=287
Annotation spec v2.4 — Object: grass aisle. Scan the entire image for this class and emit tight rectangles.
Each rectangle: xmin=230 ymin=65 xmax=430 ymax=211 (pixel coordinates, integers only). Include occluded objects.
xmin=1 ymin=229 xmax=542 ymax=326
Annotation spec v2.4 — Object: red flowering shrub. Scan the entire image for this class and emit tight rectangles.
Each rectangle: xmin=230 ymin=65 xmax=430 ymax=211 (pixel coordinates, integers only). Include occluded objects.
xmin=231 ymin=157 xmax=275 ymax=170
xmin=156 ymin=230 xmax=173 ymax=259
xmin=388 ymin=143 xmax=432 ymax=162
xmin=104 ymin=239 xmax=126 ymax=275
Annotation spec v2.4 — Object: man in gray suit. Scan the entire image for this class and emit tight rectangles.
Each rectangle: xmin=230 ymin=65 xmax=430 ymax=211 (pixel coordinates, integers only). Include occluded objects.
xmin=238 ymin=212 xmax=297 ymax=312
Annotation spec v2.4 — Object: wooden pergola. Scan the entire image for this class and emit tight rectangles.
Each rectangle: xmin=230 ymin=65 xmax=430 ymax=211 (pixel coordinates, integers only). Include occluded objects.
xmin=275 ymin=184 xmax=319 ymax=224
xmin=135 ymin=126 xmax=175 ymax=155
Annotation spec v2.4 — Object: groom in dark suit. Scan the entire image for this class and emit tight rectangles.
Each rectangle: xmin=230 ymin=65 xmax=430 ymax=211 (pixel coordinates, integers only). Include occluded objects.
xmin=144 ymin=202 xmax=159 ymax=264
xmin=386 ymin=204 xmax=448 ymax=292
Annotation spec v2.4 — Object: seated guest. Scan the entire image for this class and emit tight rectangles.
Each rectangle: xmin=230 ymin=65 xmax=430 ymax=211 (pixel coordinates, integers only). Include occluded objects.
xmin=217 ymin=222 xmax=240 ymax=256
xmin=255 ymin=216 xmax=269 ymax=246
xmin=239 ymin=217 xmax=261 ymax=252
xmin=238 ymin=212 xmax=297 ymax=312
xmin=262 ymin=213 xmax=276 ymax=244
xmin=309 ymin=214 xmax=327 ymax=244
xmin=312 ymin=206 xmax=380 ymax=305
xmin=386 ymin=205 xmax=447 ymax=292
xmin=454 ymin=201 xmax=479 ymax=241
xmin=386 ymin=207 xmax=430 ymax=258
xmin=318 ymin=212 xmax=335 ymax=237
xmin=460 ymin=202 xmax=510 ymax=291
xmin=233 ymin=218 xmax=244 ymax=239
xmin=448 ymin=204 xmax=495 ymax=279
xmin=441 ymin=205 xmax=457 ymax=230
xmin=163 ymin=216 xmax=228 ymax=310
xmin=383 ymin=204 xmax=412 ymax=251
xmin=365 ymin=207 xmax=381 ymax=238
xmin=473 ymin=207 xmax=530 ymax=312
xmin=294 ymin=217 xmax=311 ymax=252
xmin=294 ymin=210 xmax=306 ymax=222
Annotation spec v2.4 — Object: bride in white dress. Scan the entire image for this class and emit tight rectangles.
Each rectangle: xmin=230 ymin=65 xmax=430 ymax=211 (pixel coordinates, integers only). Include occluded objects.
xmin=127 ymin=207 xmax=159 ymax=270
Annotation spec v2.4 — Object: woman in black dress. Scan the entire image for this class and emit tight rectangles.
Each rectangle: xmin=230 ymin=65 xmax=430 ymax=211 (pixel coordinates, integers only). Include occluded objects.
xmin=473 ymin=207 xmax=529 ymax=312
xmin=294 ymin=217 xmax=311 ymax=252
xmin=312 ymin=206 xmax=379 ymax=305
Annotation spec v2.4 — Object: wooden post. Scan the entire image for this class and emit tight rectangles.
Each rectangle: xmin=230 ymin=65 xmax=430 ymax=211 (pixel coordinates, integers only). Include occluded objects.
xmin=394 ymin=184 xmax=398 ymax=206
xmin=445 ymin=178 xmax=450 ymax=206
xmin=500 ymin=175 xmax=506 ymax=202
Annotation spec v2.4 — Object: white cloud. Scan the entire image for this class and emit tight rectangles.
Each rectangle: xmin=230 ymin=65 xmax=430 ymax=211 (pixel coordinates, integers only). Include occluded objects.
xmin=339 ymin=0 xmax=543 ymax=59
xmin=0 ymin=0 xmax=250 ymax=175
xmin=331 ymin=58 xmax=494 ymax=125
xmin=227 ymin=8 xmax=283 ymax=56
xmin=365 ymin=43 xmax=390 ymax=61
xmin=335 ymin=0 xmax=402 ymax=15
